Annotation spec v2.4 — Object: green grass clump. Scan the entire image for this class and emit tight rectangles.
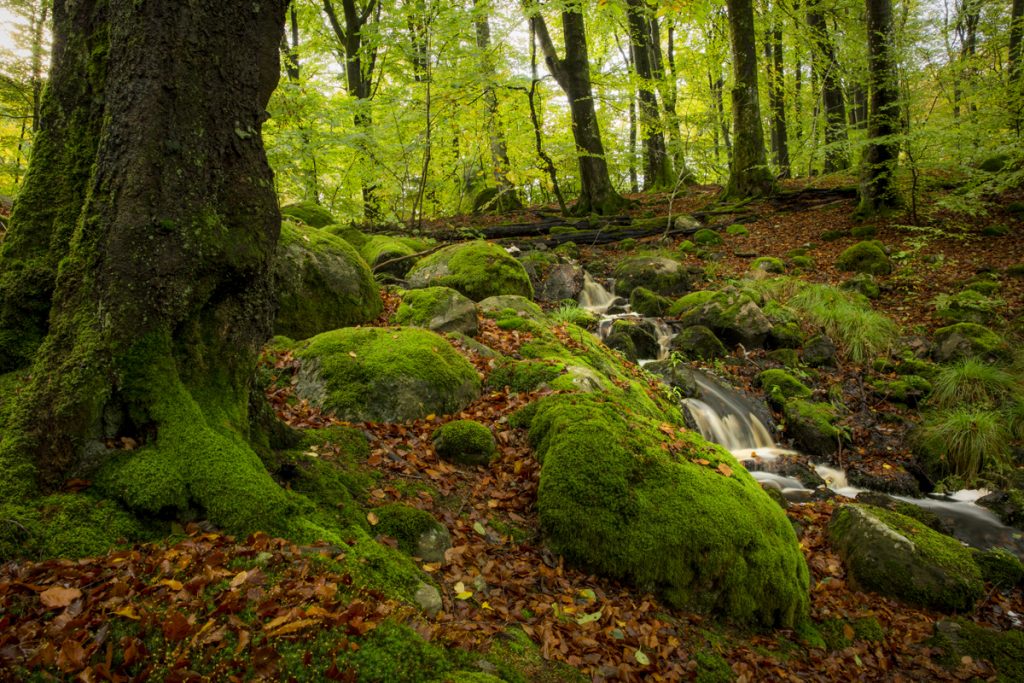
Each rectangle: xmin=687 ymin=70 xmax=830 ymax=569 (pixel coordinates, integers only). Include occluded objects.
xmin=929 ymin=358 xmax=1020 ymax=409
xmin=548 ymin=303 xmax=598 ymax=328
xmin=916 ymin=408 xmax=1011 ymax=482
xmin=787 ymin=285 xmax=898 ymax=363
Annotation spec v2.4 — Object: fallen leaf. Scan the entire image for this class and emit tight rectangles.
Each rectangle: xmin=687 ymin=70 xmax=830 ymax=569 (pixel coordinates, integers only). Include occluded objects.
xmin=114 ymin=605 xmax=141 ymax=620
xmin=367 ymin=512 xmax=379 ymax=526
xmin=160 ymin=579 xmax=184 ymax=591
xmin=634 ymin=649 xmax=650 ymax=666
xmin=230 ymin=570 xmax=249 ymax=589
xmin=717 ymin=463 xmax=733 ymax=477
xmin=843 ymin=623 xmax=855 ymax=641
xmin=576 ymin=609 xmax=602 ymax=625
xmin=473 ymin=521 xmax=487 ymax=536
xmin=40 ymin=586 xmax=81 ymax=609
xmin=267 ymin=618 xmax=319 ymax=637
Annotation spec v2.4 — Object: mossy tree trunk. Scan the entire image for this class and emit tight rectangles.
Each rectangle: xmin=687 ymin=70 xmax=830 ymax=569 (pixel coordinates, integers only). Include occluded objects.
xmin=807 ymin=0 xmax=849 ymax=173
xmin=0 ymin=0 xmax=296 ymax=534
xmin=626 ymin=0 xmax=672 ymax=191
xmin=857 ymin=0 xmax=901 ymax=215
xmin=527 ymin=2 xmax=626 ymax=216
xmin=725 ymin=0 xmax=776 ymax=198
xmin=764 ymin=20 xmax=791 ymax=178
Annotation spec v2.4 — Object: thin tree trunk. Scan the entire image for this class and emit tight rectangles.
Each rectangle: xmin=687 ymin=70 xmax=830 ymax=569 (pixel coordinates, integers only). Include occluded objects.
xmin=527 ymin=2 xmax=625 ymax=215
xmin=527 ymin=21 xmax=567 ymax=214
xmin=626 ymin=0 xmax=672 ymax=190
xmin=281 ymin=7 xmax=319 ymax=202
xmin=0 ymin=0 xmax=294 ymax=535
xmin=725 ymin=0 xmax=775 ymax=197
xmin=807 ymin=0 xmax=849 ymax=172
xmin=858 ymin=0 xmax=901 ymax=214
xmin=765 ymin=22 xmax=791 ymax=178
xmin=474 ymin=0 xmax=521 ymax=209
xmin=1011 ymin=0 xmax=1024 ymax=133
xmin=30 ymin=1 xmax=49 ymax=133
xmin=655 ymin=20 xmax=693 ymax=182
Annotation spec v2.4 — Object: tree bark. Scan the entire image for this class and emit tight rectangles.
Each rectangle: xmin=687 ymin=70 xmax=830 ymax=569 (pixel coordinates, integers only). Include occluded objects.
xmin=764 ymin=22 xmax=791 ymax=178
xmin=858 ymin=0 xmax=901 ymax=215
xmin=626 ymin=0 xmax=672 ymax=190
xmin=526 ymin=2 xmax=625 ymax=215
xmin=0 ymin=0 xmax=295 ymax=534
xmin=323 ymin=0 xmax=382 ymax=220
xmin=725 ymin=0 xmax=775 ymax=197
xmin=474 ymin=0 xmax=522 ymax=209
xmin=1009 ymin=0 xmax=1023 ymax=132
xmin=807 ymin=0 xmax=849 ymax=172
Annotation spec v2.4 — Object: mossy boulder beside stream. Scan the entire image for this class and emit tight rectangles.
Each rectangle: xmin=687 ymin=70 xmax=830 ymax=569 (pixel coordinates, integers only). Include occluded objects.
xmin=525 ymin=392 xmax=810 ymax=627
xmin=294 ymin=327 xmax=481 ymax=423
xmin=406 ymin=241 xmax=533 ymax=301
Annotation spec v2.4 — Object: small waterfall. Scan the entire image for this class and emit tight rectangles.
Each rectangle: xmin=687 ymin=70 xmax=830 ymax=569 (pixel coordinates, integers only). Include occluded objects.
xmin=683 ymin=371 xmax=775 ymax=450
xmin=578 ymin=273 xmax=617 ymax=313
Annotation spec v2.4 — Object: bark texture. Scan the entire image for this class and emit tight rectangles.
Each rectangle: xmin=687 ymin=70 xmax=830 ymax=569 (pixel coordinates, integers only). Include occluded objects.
xmin=858 ymin=0 xmax=901 ymax=214
xmin=0 ymin=0 xmax=293 ymax=534
xmin=807 ymin=0 xmax=849 ymax=172
xmin=725 ymin=0 xmax=775 ymax=197
xmin=626 ymin=0 xmax=672 ymax=190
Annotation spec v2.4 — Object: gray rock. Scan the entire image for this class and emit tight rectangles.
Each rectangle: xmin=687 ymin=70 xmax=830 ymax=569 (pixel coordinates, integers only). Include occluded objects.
xmin=393 ymin=287 xmax=479 ymax=336
xmin=613 ymin=256 xmax=691 ymax=298
xmin=416 ymin=526 xmax=453 ymax=563
xmin=536 ymin=263 xmax=585 ymax=302
xmin=414 ymin=582 xmax=443 ymax=617
xmin=604 ymin=319 xmax=660 ymax=362
xmin=802 ymin=334 xmax=837 ymax=367
xmin=643 ymin=360 xmax=700 ymax=398
xmin=674 ymin=214 xmax=702 ymax=231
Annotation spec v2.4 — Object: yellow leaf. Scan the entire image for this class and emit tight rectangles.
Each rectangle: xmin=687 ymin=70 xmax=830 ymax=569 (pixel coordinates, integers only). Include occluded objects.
xmin=882 ymin=463 xmax=892 ymax=470
xmin=348 ymin=351 xmax=357 ymax=358
xmin=481 ymin=601 xmax=493 ymax=610
xmin=717 ymin=463 xmax=733 ymax=477
xmin=160 ymin=579 xmax=183 ymax=591
xmin=267 ymin=618 xmax=319 ymax=637
xmin=114 ymin=605 xmax=140 ymax=620
xmin=230 ymin=571 xmax=248 ymax=589
xmin=421 ymin=562 xmax=441 ymax=573
xmin=367 ymin=512 xmax=379 ymax=526
xmin=455 ymin=591 xmax=473 ymax=600
xmin=454 ymin=581 xmax=466 ymax=593
xmin=40 ymin=586 xmax=81 ymax=609
xmin=425 ymin=414 xmax=436 ymax=421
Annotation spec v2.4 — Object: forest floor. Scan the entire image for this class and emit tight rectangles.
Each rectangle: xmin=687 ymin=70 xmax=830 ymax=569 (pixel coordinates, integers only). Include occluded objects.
xmin=2 ymin=180 xmax=1023 ymax=681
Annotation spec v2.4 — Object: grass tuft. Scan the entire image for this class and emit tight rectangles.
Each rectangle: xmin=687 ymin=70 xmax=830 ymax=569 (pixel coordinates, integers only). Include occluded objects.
xmin=916 ymin=408 xmax=1011 ymax=482
xmin=929 ymin=357 xmax=1020 ymax=409
xmin=786 ymin=285 xmax=898 ymax=364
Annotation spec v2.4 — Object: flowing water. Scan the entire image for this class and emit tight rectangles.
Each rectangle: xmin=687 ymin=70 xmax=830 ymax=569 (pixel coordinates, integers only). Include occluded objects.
xmin=577 ymin=274 xmax=1024 ymax=557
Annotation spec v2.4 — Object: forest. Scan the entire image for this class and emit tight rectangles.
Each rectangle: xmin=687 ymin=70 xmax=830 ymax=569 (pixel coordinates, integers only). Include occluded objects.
xmin=0 ymin=0 xmax=1022 ymax=680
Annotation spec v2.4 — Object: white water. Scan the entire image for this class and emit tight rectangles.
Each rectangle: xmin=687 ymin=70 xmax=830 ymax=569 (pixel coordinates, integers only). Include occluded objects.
xmin=578 ymin=273 xmax=617 ymax=313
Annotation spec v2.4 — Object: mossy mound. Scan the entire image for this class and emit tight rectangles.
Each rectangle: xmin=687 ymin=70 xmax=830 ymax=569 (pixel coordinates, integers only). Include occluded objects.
xmin=274 ymin=221 xmax=382 ymax=340
xmin=931 ymin=620 xmax=1024 ymax=683
xmin=322 ymin=223 xmax=369 ymax=248
xmin=295 ymin=327 xmax=481 ymax=423
xmin=932 ymin=323 xmax=1011 ymax=362
xmin=668 ymin=325 xmax=727 ymax=360
xmin=836 ymin=241 xmax=892 ymax=275
xmin=752 ymin=256 xmax=785 ymax=274
xmin=841 ymin=273 xmax=881 ymax=299
xmin=783 ymin=398 xmax=848 ymax=458
xmin=974 ymin=548 xmax=1024 ymax=589
xmin=281 ymin=200 xmax=336 ymax=228
xmin=725 ymin=224 xmax=749 ymax=236
xmin=393 ymin=287 xmax=479 ymax=336
xmin=629 ymin=287 xmax=672 ymax=316
xmin=667 ymin=290 xmax=717 ymax=317
xmin=359 ymin=235 xmax=418 ymax=277
xmin=406 ymin=241 xmax=533 ymax=301
xmin=693 ymin=228 xmax=723 ymax=246
xmin=485 ymin=359 xmax=564 ymax=393
xmin=757 ymin=369 xmax=812 ymax=407
xmin=433 ymin=420 xmax=497 ymax=466
xmin=527 ymin=393 xmax=809 ymax=627
xmin=373 ymin=503 xmax=451 ymax=563
xmin=613 ymin=255 xmax=691 ymax=299
xmin=673 ymin=288 xmax=773 ymax=348
xmin=604 ymin=318 xmax=660 ymax=362
xmin=478 ymin=295 xmax=544 ymax=320
xmin=869 ymin=375 xmax=932 ymax=406
xmin=829 ymin=505 xmax=983 ymax=612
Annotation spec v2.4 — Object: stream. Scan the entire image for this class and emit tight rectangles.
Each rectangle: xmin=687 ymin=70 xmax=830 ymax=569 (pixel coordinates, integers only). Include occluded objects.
xmin=577 ymin=274 xmax=1024 ymax=558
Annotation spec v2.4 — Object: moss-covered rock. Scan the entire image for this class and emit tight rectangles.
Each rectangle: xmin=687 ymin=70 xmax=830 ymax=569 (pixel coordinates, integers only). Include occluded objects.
xmin=486 ymin=359 xmax=564 ymax=393
xmin=613 ymin=255 xmax=692 ymax=299
xmin=668 ymin=325 xmax=727 ymax=360
xmin=836 ymin=241 xmax=892 ymax=275
xmin=281 ymin=200 xmax=336 ymax=228
xmin=766 ymin=348 xmax=801 ymax=368
xmin=841 ymin=273 xmax=881 ymax=299
xmin=802 ymin=334 xmax=837 ymax=367
xmin=974 ymin=548 xmax=1024 ymax=589
xmin=752 ymin=256 xmax=786 ymax=274
xmin=767 ymin=321 xmax=805 ymax=349
xmin=323 ymin=223 xmax=369 ymax=248
xmin=930 ymin=619 xmax=1024 ymax=683
xmin=629 ymin=287 xmax=672 ymax=317
xmin=273 ymin=221 xmax=382 ymax=340
xmin=360 ymin=235 xmax=418 ymax=277
xmin=604 ymin=318 xmax=660 ymax=362
xmin=433 ymin=420 xmax=497 ymax=466
xmin=693 ymin=228 xmax=723 ymax=246
xmin=528 ymin=393 xmax=809 ymax=627
xmin=757 ymin=369 xmax=812 ymax=408
xmin=725 ymin=223 xmax=749 ymax=236
xmin=932 ymin=323 xmax=1011 ymax=362
xmin=295 ymin=327 xmax=481 ymax=423
xmin=393 ymin=287 xmax=479 ymax=336
xmin=830 ymin=506 xmax=983 ymax=612
xmin=667 ymin=290 xmax=717 ymax=317
xmin=373 ymin=503 xmax=452 ymax=563
xmin=674 ymin=288 xmax=773 ymax=348
xmin=869 ymin=375 xmax=932 ymax=406
xmin=478 ymin=295 xmax=544 ymax=320
xmin=934 ymin=290 xmax=1003 ymax=325
xmin=783 ymin=398 xmax=848 ymax=458
xmin=406 ymin=241 xmax=533 ymax=301
xmin=790 ymin=255 xmax=815 ymax=270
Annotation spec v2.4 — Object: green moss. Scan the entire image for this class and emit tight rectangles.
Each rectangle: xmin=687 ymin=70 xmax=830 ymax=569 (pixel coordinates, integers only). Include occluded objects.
xmin=480 ymin=628 xmax=587 ymax=683
xmin=850 ymin=225 xmax=877 ymax=239
xmin=618 ymin=237 xmax=637 ymax=250
xmin=869 ymin=375 xmax=932 ymax=405
xmin=373 ymin=503 xmax=446 ymax=556
xmin=974 ymin=548 xmax=1024 ymax=589
xmin=820 ymin=229 xmax=847 ymax=241
xmin=836 ymin=241 xmax=892 ymax=275
xmin=678 ymin=240 xmax=697 ymax=254
xmin=930 ymin=620 xmax=1024 ymax=682
xmin=932 ymin=323 xmax=1010 ymax=362
xmin=295 ymin=327 xmax=481 ymax=423
xmin=275 ymin=221 xmax=382 ymax=339
xmin=393 ymin=287 xmax=477 ymax=334
xmin=322 ymin=223 xmax=369 ymax=248
xmin=0 ymin=493 xmax=153 ymax=561
xmin=528 ymin=393 xmax=809 ymax=627
xmin=486 ymin=359 xmax=564 ymax=393
xmin=725 ymin=223 xmax=749 ymax=236
xmin=694 ymin=650 xmax=734 ymax=682
xmin=757 ymin=369 xmax=812 ymax=407
xmin=478 ymin=296 xmax=544 ymax=320
xmin=629 ymin=287 xmax=672 ymax=316
xmin=433 ymin=420 xmax=496 ymax=465
xmin=667 ymin=290 xmax=717 ymax=317
xmin=281 ymin=200 xmax=335 ymax=228
xmin=830 ymin=505 xmax=984 ymax=612
xmin=818 ymin=617 xmax=885 ymax=650
xmin=842 ymin=273 xmax=881 ymax=299
xmin=359 ymin=235 xmax=418 ymax=275
xmin=406 ymin=241 xmax=533 ymax=301
xmin=613 ymin=255 xmax=691 ymax=298
xmin=783 ymin=399 xmax=848 ymax=456
xmin=693 ymin=229 xmax=723 ymax=246
xmin=767 ymin=348 xmax=801 ymax=367
xmin=790 ymin=255 xmax=814 ymax=270
xmin=752 ymin=256 xmax=786 ymax=274
xmin=339 ymin=620 xmax=454 ymax=681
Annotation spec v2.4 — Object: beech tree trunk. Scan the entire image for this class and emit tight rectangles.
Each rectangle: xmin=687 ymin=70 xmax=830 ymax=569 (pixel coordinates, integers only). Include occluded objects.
xmin=0 ymin=0 xmax=295 ymax=534
xmin=858 ymin=0 xmax=901 ymax=214
xmin=807 ymin=0 xmax=849 ymax=172
xmin=324 ymin=0 xmax=382 ymax=220
xmin=527 ymin=2 xmax=625 ymax=215
xmin=1010 ymin=0 xmax=1024 ymax=132
xmin=765 ymin=23 xmax=791 ymax=178
xmin=725 ymin=0 xmax=775 ymax=197
xmin=626 ymin=0 xmax=672 ymax=190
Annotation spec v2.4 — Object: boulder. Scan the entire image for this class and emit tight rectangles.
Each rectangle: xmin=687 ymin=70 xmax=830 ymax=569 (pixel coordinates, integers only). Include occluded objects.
xmin=757 ymin=369 xmax=812 ymax=408
xmin=976 ymin=490 xmax=1024 ymax=530
xmin=932 ymin=323 xmax=1011 ymax=362
xmin=393 ymin=287 xmax=478 ymax=336
xmin=295 ymin=327 xmax=481 ymax=423
xmin=407 ymin=241 xmax=534 ymax=301
xmin=359 ymin=235 xmax=418 ymax=277
xmin=802 ymin=334 xmax=838 ymax=367
xmin=675 ymin=288 xmax=773 ymax=348
xmin=373 ymin=503 xmax=452 ymax=563
xmin=603 ymin=319 xmax=660 ymax=362
xmin=535 ymin=263 xmax=584 ymax=302
xmin=433 ymin=420 xmax=497 ymax=466
xmin=273 ymin=221 xmax=382 ymax=340
xmin=751 ymin=256 xmax=785 ymax=274
xmin=613 ymin=256 xmax=691 ymax=299
xmin=828 ymin=505 xmax=984 ymax=612
xmin=783 ymin=398 xmax=848 ymax=458
xmin=693 ymin=228 xmax=723 ymax=246
xmin=528 ymin=393 xmax=810 ymax=627
xmin=281 ymin=200 xmax=336 ymax=228
xmin=477 ymin=295 xmax=544 ymax=320
xmin=629 ymin=287 xmax=673 ymax=317
xmin=836 ymin=241 xmax=892 ymax=275
xmin=669 ymin=325 xmax=727 ymax=360
xmin=642 ymin=360 xmax=700 ymax=398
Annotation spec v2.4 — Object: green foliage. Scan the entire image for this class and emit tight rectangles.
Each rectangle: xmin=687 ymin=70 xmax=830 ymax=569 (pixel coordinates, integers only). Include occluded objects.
xmin=785 ymin=284 xmax=898 ymax=363
xmin=547 ymin=303 xmax=598 ymax=328
xmin=929 ymin=358 xmax=1020 ymax=409
xmin=916 ymin=408 xmax=1011 ymax=482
